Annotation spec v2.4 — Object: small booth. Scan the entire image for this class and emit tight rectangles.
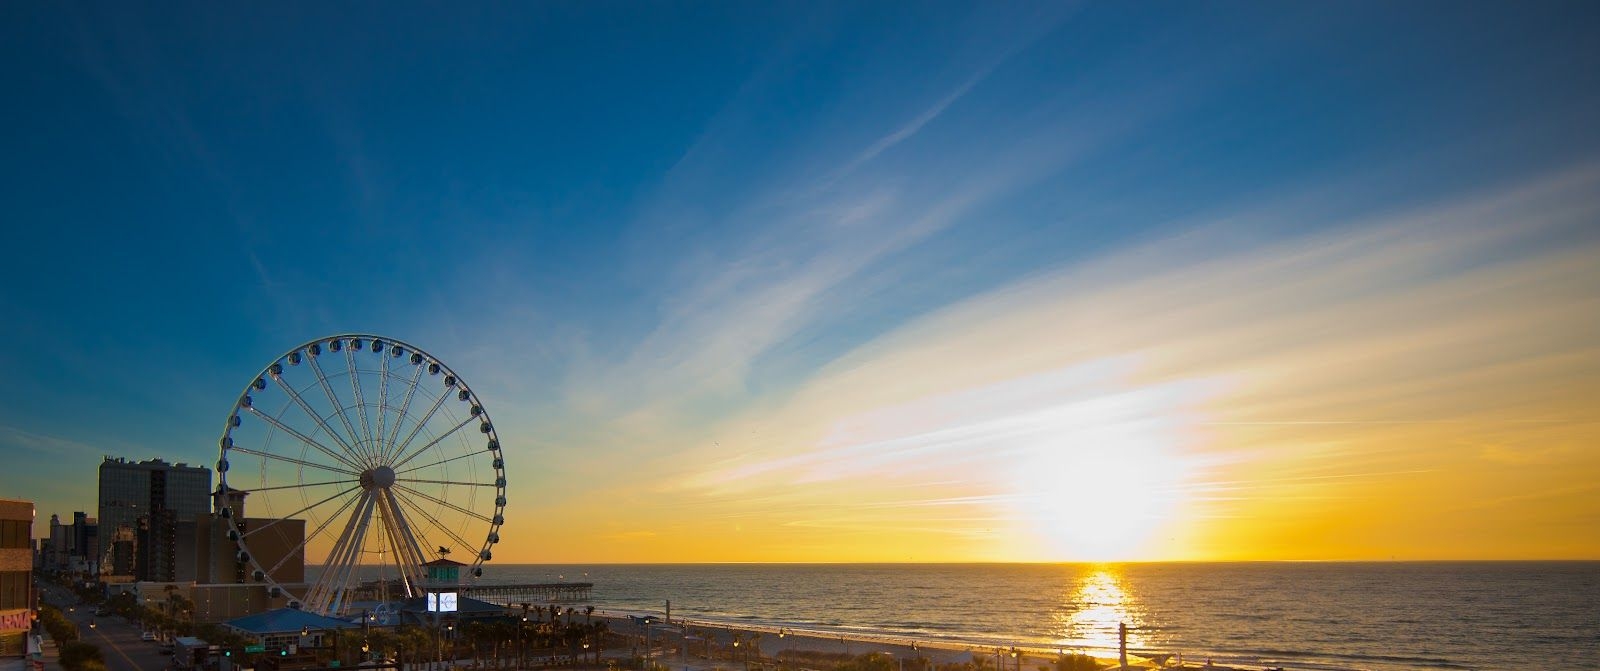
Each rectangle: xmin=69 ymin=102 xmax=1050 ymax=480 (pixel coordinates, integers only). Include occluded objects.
xmin=172 ymin=636 xmax=213 ymax=670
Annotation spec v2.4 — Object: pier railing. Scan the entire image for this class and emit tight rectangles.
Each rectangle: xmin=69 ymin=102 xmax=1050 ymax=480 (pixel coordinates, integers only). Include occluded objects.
xmin=463 ymin=582 xmax=594 ymax=605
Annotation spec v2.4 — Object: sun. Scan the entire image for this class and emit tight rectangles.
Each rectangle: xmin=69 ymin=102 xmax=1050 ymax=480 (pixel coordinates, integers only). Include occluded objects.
xmin=1005 ymin=382 xmax=1206 ymax=561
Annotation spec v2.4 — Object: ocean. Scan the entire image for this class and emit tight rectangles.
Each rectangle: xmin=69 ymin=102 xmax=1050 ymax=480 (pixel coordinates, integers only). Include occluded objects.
xmin=466 ymin=562 xmax=1598 ymax=671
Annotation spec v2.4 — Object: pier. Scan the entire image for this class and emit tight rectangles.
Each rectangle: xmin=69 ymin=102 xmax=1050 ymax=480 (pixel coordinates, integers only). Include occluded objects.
xmin=463 ymin=582 xmax=594 ymax=605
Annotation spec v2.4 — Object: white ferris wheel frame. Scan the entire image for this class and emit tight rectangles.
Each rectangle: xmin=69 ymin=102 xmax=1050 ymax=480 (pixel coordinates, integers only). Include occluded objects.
xmin=215 ymin=333 xmax=507 ymax=616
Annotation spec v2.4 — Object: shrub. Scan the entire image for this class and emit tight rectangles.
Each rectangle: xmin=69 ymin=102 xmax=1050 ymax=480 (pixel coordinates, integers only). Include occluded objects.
xmin=1054 ymin=654 xmax=1102 ymax=671
xmin=38 ymin=605 xmax=79 ymax=643
xmin=59 ymin=641 xmax=105 ymax=671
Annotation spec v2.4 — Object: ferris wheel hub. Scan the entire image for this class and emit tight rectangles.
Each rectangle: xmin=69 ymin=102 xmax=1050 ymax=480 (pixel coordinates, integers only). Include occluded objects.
xmin=361 ymin=465 xmax=397 ymax=490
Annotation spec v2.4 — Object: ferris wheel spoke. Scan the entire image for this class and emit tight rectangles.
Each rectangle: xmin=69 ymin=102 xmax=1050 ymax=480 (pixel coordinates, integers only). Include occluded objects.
xmin=345 ymin=347 xmax=378 ymax=463
xmin=385 ymin=388 xmax=451 ymax=467
xmin=306 ymin=354 xmax=367 ymax=462
xmin=376 ymin=350 xmax=392 ymax=461
xmin=242 ymin=485 xmax=362 ymax=540
xmin=390 ymin=415 xmax=477 ymax=471
xmin=228 ymin=445 xmax=359 ymax=477
xmin=395 ymin=451 xmax=481 ymax=475
xmin=397 ymin=477 xmax=496 ymax=488
xmin=268 ymin=374 xmax=367 ymax=467
xmin=392 ymin=492 xmax=481 ymax=560
xmin=262 ymin=486 xmax=365 ymax=578
xmin=239 ymin=478 xmax=361 ymax=494
xmin=380 ymin=364 xmax=426 ymax=465
xmin=394 ymin=483 xmax=494 ymax=524
xmin=243 ymin=406 xmax=366 ymax=473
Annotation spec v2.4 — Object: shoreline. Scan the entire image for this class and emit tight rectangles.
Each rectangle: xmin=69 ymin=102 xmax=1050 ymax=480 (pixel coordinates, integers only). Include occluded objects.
xmin=589 ymin=611 xmax=1211 ymax=671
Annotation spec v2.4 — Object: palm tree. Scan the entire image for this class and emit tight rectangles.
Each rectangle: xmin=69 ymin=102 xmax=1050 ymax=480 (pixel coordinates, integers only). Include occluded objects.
xmin=585 ymin=605 xmax=594 ymax=624
xmin=591 ymin=620 xmax=610 ymax=665
xmin=365 ymin=629 xmax=396 ymax=664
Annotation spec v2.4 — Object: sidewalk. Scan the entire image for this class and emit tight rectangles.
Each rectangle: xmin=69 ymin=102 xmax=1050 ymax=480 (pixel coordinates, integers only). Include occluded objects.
xmin=7 ymin=631 xmax=64 ymax=671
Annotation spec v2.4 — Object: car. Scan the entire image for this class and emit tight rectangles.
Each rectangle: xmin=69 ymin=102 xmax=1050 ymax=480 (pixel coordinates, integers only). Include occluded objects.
xmin=141 ymin=632 xmax=157 ymax=642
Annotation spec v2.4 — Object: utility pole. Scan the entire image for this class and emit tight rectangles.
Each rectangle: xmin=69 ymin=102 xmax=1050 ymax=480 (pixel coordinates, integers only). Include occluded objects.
xmin=1119 ymin=623 xmax=1128 ymax=671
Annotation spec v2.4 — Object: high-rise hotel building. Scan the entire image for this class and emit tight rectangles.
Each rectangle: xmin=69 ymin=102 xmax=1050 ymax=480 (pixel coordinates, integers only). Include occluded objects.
xmin=97 ymin=457 xmax=210 ymax=582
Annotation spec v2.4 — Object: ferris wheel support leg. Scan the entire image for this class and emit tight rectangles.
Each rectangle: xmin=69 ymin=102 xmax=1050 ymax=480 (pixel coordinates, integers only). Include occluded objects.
xmin=310 ymin=490 xmax=375 ymax=614
xmin=334 ymin=491 xmax=381 ymax=615
xmin=379 ymin=489 xmax=429 ymax=597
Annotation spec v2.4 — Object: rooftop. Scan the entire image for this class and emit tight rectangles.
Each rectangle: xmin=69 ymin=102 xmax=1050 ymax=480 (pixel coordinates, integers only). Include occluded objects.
xmin=224 ymin=608 xmax=362 ymax=635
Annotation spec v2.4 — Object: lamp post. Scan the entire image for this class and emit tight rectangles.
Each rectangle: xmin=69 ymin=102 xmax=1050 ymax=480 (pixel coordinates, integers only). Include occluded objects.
xmin=446 ymin=622 xmax=455 ymax=668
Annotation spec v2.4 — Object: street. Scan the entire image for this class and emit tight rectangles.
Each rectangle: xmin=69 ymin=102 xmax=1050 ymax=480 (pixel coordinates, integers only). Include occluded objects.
xmin=38 ymin=582 xmax=170 ymax=671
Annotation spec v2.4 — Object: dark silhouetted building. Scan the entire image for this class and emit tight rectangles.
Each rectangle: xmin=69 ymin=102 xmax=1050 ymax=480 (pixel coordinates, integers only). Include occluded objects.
xmin=98 ymin=457 xmax=211 ymax=582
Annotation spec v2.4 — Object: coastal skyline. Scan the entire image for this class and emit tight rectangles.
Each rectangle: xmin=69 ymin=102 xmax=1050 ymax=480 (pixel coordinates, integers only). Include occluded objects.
xmin=3 ymin=3 xmax=1598 ymax=563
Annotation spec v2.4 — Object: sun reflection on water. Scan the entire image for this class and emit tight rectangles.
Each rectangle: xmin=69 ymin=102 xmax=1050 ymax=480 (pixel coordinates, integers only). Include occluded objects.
xmin=1053 ymin=566 xmax=1146 ymax=652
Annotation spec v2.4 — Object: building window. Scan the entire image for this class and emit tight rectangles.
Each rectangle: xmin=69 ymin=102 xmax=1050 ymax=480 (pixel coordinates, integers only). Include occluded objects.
xmin=0 ymin=521 xmax=29 ymax=549
xmin=0 ymin=571 xmax=28 ymax=610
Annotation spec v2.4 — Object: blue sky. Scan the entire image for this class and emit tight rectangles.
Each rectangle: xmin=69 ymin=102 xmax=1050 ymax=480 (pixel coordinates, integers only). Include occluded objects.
xmin=3 ymin=2 xmax=1598 ymax=560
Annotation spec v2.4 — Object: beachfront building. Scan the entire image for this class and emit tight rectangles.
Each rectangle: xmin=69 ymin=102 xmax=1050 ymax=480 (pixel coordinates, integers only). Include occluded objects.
xmin=106 ymin=485 xmax=306 ymax=623
xmin=0 ymin=498 xmax=34 ymax=660
xmin=223 ymin=608 xmax=361 ymax=652
xmin=198 ymin=486 xmax=306 ymax=586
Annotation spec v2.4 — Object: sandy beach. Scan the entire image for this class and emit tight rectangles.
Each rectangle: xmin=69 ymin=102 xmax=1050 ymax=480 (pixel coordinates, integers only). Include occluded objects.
xmin=590 ymin=612 xmax=1221 ymax=671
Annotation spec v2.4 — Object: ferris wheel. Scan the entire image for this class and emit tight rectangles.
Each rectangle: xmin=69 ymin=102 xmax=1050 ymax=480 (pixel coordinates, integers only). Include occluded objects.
xmin=216 ymin=334 xmax=506 ymax=616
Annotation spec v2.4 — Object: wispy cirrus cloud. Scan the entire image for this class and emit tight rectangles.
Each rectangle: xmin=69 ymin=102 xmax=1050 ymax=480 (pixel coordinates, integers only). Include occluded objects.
xmin=622 ymin=164 xmax=1600 ymax=560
